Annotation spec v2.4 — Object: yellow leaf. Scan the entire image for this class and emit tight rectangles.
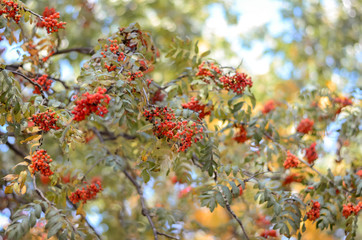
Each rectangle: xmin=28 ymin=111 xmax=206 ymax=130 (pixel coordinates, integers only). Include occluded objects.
xmin=28 ymin=166 xmax=34 ymax=176
xmin=13 ymin=182 xmax=20 ymax=194
xmin=20 ymin=134 xmax=41 ymax=144
xmin=12 ymin=161 xmax=29 ymax=170
xmin=6 ymin=113 xmax=12 ymax=123
xmin=26 ymin=126 xmax=40 ymax=133
xmin=20 ymin=185 xmax=27 ymax=195
xmin=2 ymin=174 xmax=18 ymax=181
xmin=18 ymin=171 xmax=27 ymax=187
xmin=5 ymin=185 xmax=13 ymax=194
xmin=141 ymin=153 xmax=149 ymax=162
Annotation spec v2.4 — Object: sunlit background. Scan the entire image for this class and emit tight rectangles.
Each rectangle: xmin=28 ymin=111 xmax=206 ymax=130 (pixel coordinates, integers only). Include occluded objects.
xmin=1 ymin=0 xmax=361 ymax=239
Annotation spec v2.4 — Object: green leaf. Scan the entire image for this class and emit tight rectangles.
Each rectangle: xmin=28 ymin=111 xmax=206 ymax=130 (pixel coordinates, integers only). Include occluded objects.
xmin=215 ymin=191 xmax=225 ymax=207
xmin=141 ymin=169 xmax=150 ymax=183
xmin=29 ymin=212 xmax=36 ymax=227
xmin=200 ymin=50 xmax=210 ymax=58
xmin=194 ymin=40 xmax=199 ymax=54
xmin=228 ymin=181 xmax=239 ymax=197
xmin=137 ymin=124 xmax=153 ymax=133
xmin=47 ymin=221 xmax=63 ymax=238
xmin=221 ymin=185 xmax=232 ymax=204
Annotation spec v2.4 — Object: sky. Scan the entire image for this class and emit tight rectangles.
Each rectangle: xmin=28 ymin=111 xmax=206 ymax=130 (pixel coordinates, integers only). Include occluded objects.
xmin=204 ymin=0 xmax=285 ymax=75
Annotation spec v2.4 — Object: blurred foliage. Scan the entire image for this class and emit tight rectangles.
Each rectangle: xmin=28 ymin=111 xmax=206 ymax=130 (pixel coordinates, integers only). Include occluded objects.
xmin=0 ymin=0 xmax=361 ymax=240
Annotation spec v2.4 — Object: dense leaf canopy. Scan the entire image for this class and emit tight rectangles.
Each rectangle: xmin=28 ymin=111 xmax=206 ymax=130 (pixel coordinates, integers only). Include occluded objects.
xmin=0 ymin=0 xmax=361 ymax=239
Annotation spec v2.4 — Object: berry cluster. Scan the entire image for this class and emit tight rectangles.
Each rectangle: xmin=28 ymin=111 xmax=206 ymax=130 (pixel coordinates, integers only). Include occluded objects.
xmin=255 ymin=215 xmax=271 ymax=227
xmin=72 ymin=87 xmax=111 ymax=121
xmin=296 ymin=118 xmax=314 ymax=134
xmin=128 ymin=71 xmax=143 ymax=81
xmin=306 ymin=200 xmax=321 ymax=221
xmin=31 ymin=149 xmax=53 ymax=176
xmin=143 ymin=107 xmax=203 ymax=152
xmin=283 ymin=151 xmax=299 ymax=169
xmin=101 ymin=40 xmax=125 ymax=61
xmin=32 ymin=74 xmax=53 ymax=94
xmin=69 ymin=180 xmax=103 ymax=204
xmin=357 ymin=170 xmax=362 ymax=178
xmin=146 ymin=79 xmax=152 ymax=87
xmin=42 ymin=50 xmax=54 ymax=62
xmin=139 ymin=59 xmax=154 ymax=73
xmin=0 ymin=0 xmax=21 ymax=23
xmin=101 ymin=39 xmax=126 ymax=72
xmin=260 ymin=230 xmax=277 ymax=238
xmin=233 ymin=125 xmax=248 ymax=143
xmin=262 ymin=100 xmax=276 ymax=114
xmin=219 ymin=71 xmax=253 ymax=95
xmin=334 ymin=96 xmax=352 ymax=114
xmin=178 ymin=186 xmax=192 ymax=198
xmin=182 ymin=97 xmax=211 ymax=119
xmin=342 ymin=202 xmax=362 ymax=218
xmin=151 ymin=90 xmax=165 ymax=104
xmin=305 ymin=142 xmax=318 ymax=164
xmin=171 ymin=176 xmax=185 ymax=184
xmin=104 ymin=63 xmax=116 ymax=72
xmin=196 ymin=61 xmax=221 ymax=82
xmin=37 ymin=7 xmax=66 ymax=34
xmin=29 ymin=109 xmax=60 ymax=132
xmin=282 ymin=173 xmax=303 ymax=186
xmin=196 ymin=62 xmax=252 ymax=94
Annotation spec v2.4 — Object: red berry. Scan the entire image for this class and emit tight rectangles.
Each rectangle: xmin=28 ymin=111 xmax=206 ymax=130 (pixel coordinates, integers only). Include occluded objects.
xmin=36 ymin=7 xmax=66 ymax=34
xmin=283 ymin=151 xmax=299 ymax=169
xmin=296 ymin=118 xmax=314 ymax=134
xmin=72 ymin=87 xmax=111 ymax=121
xmin=31 ymin=149 xmax=54 ymax=177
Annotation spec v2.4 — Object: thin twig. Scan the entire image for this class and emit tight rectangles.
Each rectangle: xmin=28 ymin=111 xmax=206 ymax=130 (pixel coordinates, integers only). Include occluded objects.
xmin=99 ymin=131 xmax=137 ymax=141
xmin=160 ymin=74 xmax=188 ymax=90
xmin=217 ymin=185 xmax=250 ymax=240
xmin=91 ymin=127 xmax=178 ymax=239
xmin=67 ymin=199 xmax=102 ymax=240
xmin=121 ymin=169 xmax=159 ymax=240
xmin=156 ymin=231 xmax=179 ymax=240
xmin=23 ymin=8 xmax=43 ymax=19
xmin=191 ymin=153 xmax=249 ymax=239
xmin=33 ymin=177 xmax=78 ymax=234
xmin=264 ymin=132 xmax=352 ymax=194
xmin=6 ymin=142 xmax=27 ymax=159
xmin=7 ymin=70 xmax=48 ymax=103
xmin=32 ymin=176 xmax=54 ymax=206
xmin=4 ymin=64 xmax=70 ymax=90
xmin=81 ymin=157 xmax=104 ymax=182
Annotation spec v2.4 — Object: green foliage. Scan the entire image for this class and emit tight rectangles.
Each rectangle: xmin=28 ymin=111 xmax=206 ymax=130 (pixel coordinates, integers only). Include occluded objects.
xmin=0 ymin=0 xmax=361 ymax=239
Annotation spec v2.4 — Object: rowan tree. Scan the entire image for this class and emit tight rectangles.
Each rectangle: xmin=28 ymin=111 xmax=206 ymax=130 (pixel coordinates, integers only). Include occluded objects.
xmin=0 ymin=1 xmax=361 ymax=240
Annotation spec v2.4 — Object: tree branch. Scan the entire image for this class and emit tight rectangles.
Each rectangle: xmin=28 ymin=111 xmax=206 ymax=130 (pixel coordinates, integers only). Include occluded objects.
xmin=5 ymin=69 xmax=48 ymax=103
xmin=4 ymin=64 xmax=70 ymax=89
xmin=191 ymin=153 xmax=249 ymax=239
xmin=156 ymin=231 xmax=179 ymax=240
xmin=53 ymin=47 xmax=94 ymax=56
xmin=67 ymin=199 xmax=102 ymax=240
xmin=5 ymin=142 xmax=27 ymax=159
xmin=264 ymin=132 xmax=352 ymax=194
xmin=122 ymin=169 xmax=158 ymax=240
xmin=225 ymin=202 xmax=250 ymax=240
xmin=33 ymin=176 xmax=79 ymax=235
xmin=90 ymin=126 xmax=178 ymax=239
